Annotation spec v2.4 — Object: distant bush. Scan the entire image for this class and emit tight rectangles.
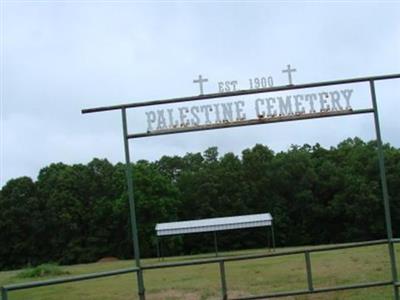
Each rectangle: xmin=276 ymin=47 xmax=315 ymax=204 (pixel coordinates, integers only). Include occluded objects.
xmin=16 ymin=264 xmax=69 ymax=278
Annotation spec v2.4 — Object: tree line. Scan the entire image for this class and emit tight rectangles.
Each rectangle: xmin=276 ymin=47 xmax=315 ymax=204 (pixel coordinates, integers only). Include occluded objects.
xmin=1 ymin=137 xmax=399 ymax=270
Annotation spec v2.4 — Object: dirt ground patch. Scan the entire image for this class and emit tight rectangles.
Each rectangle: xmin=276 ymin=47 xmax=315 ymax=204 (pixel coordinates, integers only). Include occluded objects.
xmin=147 ymin=289 xmax=199 ymax=300
xmin=97 ymin=257 xmax=119 ymax=263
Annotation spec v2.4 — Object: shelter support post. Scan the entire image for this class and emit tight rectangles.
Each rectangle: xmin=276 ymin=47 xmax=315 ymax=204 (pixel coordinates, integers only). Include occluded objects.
xmin=370 ymin=80 xmax=399 ymax=300
xmin=121 ymin=108 xmax=146 ymax=300
xmin=160 ymin=237 xmax=164 ymax=261
xmin=271 ymin=221 xmax=276 ymax=252
xmin=156 ymin=236 xmax=160 ymax=261
xmin=214 ymin=231 xmax=219 ymax=257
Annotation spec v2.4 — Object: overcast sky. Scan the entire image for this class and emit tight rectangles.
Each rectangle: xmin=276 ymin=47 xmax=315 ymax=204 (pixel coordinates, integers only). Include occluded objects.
xmin=1 ymin=1 xmax=400 ymax=187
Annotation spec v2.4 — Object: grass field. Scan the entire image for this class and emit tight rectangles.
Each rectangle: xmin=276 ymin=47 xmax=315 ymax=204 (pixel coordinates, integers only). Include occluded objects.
xmin=1 ymin=243 xmax=399 ymax=300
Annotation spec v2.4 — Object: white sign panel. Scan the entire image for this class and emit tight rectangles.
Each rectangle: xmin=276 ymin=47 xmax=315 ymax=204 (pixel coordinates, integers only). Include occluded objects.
xmin=145 ymin=88 xmax=353 ymax=132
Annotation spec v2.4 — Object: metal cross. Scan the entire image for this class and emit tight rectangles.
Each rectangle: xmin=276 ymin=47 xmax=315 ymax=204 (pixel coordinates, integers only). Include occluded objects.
xmin=193 ymin=75 xmax=208 ymax=95
xmin=282 ymin=64 xmax=297 ymax=85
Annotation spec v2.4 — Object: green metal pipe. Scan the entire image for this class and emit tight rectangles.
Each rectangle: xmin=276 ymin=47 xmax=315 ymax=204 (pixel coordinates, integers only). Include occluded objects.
xmin=1 ymin=287 xmax=8 ymax=300
xmin=370 ymin=81 xmax=399 ymax=300
xmin=219 ymin=261 xmax=228 ymax=300
xmin=304 ymin=251 xmax=313 ymax=291
xmin=3 ymin=267 xmax=138 ymax=291
xmin=121 ymin=108 xmax=146 ymax=300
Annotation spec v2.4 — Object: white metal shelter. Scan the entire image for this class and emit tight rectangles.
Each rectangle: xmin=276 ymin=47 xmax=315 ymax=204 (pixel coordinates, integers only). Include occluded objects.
xmin=155 ymin=213 xmax=275 ymax=258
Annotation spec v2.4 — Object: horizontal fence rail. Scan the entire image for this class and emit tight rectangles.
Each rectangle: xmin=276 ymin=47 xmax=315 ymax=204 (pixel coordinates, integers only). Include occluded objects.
xmin=230 ymin=281 xmax=394 ymax=300
xmin=2 ymin=267 xmax=139 ymax=292
xmin=2 ymin=238 xmax=399 ymax=300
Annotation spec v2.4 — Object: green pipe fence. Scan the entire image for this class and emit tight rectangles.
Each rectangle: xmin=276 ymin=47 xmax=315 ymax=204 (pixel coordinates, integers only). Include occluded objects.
xmin=2 ymin=239 xmax=399 ymax=300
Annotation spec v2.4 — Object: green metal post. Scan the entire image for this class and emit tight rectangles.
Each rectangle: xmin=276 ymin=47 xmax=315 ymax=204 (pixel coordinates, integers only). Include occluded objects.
xmin=271 ymin=221 xmax=276 ymax=252
xmin=370 ymin=80 xmax=399 ymax=300
xmin=214 ymin=231 xmax=219 ymax=257
xmin=1 ymin=287 xmax=8 ymax=300
xmin=305 ymin=251 xmax=313 ymax=291
xmin=219 ymin=261 xmax=228 ymax=300
xmin=121 ymin=108 xmax=146 ymax=300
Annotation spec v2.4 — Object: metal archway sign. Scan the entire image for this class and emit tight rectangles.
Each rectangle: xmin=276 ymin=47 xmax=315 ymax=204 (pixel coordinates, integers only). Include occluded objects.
xmin=80 ymin=73 xmax=400 ymax=300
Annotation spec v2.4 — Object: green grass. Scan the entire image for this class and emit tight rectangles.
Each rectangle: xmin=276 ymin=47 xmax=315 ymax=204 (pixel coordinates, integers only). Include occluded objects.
xmin=15 ymin=264 xmax=70 ymax=279
xmin=1 ymin=243 xmax=399 ymax=300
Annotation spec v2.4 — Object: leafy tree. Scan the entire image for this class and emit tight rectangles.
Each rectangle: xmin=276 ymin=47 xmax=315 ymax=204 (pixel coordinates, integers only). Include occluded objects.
xmin=1 ymin=138 xmax=399 ymax=269
xmin=0 ymin=177 xmax=43 ymax=268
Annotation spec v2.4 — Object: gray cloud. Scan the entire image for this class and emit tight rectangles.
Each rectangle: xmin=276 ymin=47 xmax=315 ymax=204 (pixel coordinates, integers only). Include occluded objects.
xmin=2 ymin=2 xmax=400 ymax=186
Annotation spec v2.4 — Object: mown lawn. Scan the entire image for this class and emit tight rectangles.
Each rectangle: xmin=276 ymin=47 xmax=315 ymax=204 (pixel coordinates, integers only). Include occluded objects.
xmin=1 ymin=243 xmax=399 ymax=300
